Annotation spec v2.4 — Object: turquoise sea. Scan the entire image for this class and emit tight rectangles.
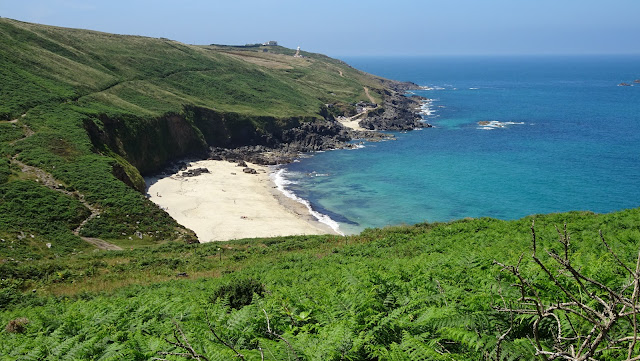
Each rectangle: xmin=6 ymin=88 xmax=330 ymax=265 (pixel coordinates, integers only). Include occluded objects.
xmin=276 ymin=56 xmax=640 ymax=234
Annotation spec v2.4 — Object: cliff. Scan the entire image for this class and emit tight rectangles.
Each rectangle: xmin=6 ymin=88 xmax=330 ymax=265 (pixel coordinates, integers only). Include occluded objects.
xmin=0 ymin=18 xmax=424 ymax=254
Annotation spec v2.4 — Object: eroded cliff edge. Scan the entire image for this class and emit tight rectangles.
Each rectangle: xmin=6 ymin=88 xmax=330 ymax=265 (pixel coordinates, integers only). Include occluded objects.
xmin=84 ymin=81 xmax=427 ymax=189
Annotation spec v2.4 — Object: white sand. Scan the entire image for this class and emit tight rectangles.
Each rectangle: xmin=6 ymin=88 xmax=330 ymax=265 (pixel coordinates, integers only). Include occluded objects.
xmin=146 ymin=160 xmax=337 ymax=242
xmin=337 ymin=116 xmax=368 ymax=131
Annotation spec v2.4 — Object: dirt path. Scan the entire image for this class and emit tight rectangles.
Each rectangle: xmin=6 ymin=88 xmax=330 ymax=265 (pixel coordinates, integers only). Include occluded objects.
xmin=5 ymin=113 xmax=26 ymax=124
xmin=82 ymin=237 xmax=123 ymax=251
xmin=8 ymin=117 xmax=121 ymax=250
xmin=364 ymin=86 xmax=376 ymax=104
xmin=11 ymin=158 xmax=122 ymax=250
xmin=338 ymin=70 xmax=344 ymax=77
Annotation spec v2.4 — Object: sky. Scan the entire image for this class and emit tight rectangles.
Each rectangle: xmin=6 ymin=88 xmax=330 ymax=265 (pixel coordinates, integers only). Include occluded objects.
xmin=1 ymin=0 xmax=639 ymax=57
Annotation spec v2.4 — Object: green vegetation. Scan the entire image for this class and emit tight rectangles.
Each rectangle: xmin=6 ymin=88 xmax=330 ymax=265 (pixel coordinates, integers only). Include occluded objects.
xmin=1 ymin=208 xmax=640 ymax=359
xmin=0 ymin=18 xmax=385 ymax=258
xmin=2 ymin=18 xmax=639 ymax=360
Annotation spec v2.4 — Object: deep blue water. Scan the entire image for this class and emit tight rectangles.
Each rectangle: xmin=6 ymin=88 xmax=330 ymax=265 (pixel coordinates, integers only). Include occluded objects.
xmin=280 ymin=56 xmax=640 ymax=234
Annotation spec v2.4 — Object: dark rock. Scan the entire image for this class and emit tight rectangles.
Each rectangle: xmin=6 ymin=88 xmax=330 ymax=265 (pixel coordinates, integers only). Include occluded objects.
xmin=179 ymin=167 xmax=210 ymax=177
xmin=243 ymin=167 xmax=258 ymax=174
xmin=195 ymin=81 xmax=430 ymax=167
xmin=359 ymin=91 xmax=426 ymax=131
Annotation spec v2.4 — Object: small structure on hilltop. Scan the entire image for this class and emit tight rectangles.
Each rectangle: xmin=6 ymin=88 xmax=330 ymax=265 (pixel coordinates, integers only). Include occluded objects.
xmin=263 ymin=40 xmax=278 ymax=46
xmin=294 ymin=46 xmax=304 ymax=58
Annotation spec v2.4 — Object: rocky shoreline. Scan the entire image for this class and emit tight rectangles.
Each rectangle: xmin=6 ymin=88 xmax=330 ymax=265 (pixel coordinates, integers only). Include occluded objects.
xmin=206 ymin=82 xmax=430 ymax=166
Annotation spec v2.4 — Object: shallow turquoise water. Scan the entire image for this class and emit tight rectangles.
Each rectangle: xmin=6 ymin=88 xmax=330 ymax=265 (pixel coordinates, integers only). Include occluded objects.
xmin=281 ymin=56 xmax=640 ymax=234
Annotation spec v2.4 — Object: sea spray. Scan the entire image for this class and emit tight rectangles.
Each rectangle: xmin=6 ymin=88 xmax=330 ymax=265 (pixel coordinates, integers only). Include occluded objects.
xmin=270 ymin=168 xmax=345 ymax=236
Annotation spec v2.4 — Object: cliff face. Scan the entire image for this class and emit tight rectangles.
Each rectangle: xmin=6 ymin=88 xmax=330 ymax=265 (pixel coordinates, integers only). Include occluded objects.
xmin=85 ymin=90 xmax=425 ymax=182
xmin=85 ymin=106 xmax=349 ymax=177
xmin=84 ymin=113 xmax=208 ymax=175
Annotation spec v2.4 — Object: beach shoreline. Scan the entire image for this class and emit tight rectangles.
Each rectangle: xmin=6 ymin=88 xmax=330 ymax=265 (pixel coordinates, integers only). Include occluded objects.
xmin=145 ymin=160 xmax=339 ymax=243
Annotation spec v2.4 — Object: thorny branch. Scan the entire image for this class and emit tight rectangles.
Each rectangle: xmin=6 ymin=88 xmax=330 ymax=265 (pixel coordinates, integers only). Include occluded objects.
xmin=263 ymin=308 xmax=301 ymax=361
xmin=153 ymin=319 xmax=210 ymax=361
xmin=205 ymin=311 xmax=245 ymax=360
xmin=495 ymin=221 xmax=640 ymax=361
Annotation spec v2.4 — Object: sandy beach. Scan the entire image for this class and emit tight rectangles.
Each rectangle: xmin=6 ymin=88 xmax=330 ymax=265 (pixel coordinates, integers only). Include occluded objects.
xmin=146 ymin=160 xmax=338 ymax=242
xmin=337 ymin=116 xmax=368 ymax=131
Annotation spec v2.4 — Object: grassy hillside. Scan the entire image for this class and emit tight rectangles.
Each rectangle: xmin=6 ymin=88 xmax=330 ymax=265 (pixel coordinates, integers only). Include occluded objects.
xmin=0 ymin=18 xmax=387 ymax=257
xmin=3 ymin=19 xmax=640 ymax=360
xmin=2 ymin=208 xmax=640 ymax=359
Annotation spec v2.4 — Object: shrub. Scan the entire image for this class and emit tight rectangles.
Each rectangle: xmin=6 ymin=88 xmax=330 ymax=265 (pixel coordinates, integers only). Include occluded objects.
xmin=211 ymin=278 xmax=265 ymax=309
xmin=5 ymin=317 xmax=29 ymax=333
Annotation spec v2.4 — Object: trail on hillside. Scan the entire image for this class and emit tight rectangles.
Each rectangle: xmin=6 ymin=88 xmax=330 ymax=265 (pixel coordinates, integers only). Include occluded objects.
xmin=364 ymin=86 xmax=376 ymax=104
xmin=10 ymin=129 xmax=122 ymax=251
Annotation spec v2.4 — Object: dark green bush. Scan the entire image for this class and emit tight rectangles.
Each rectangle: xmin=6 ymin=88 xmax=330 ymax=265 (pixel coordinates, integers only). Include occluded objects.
xmin=211 ymin=278 xmax=265 ymax=309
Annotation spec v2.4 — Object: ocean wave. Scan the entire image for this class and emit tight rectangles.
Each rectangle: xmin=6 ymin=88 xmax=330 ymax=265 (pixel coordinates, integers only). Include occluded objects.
xmin=477 ymin=120 xmax=525 ymax=130
xmin=419 ymin=85 xmax=445 ymax=91
xmin=419 ymin=98 xmax=436 ymax=116
xmin=271 ymin=168 xmax=344 ymax=235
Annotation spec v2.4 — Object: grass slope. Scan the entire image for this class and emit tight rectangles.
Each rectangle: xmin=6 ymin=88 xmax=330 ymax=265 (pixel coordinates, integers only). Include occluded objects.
xmin=1 ymin=209 xmax=639 ymax=359
xmin=0 ymin=18 xmax=386 ymax=258
xmin=3 ymin=18 xmax=639 ymax=360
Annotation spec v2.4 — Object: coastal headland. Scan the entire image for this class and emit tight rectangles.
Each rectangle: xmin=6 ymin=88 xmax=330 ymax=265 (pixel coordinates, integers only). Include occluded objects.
xmin=0 ymin=17 xmax=428 ymax=248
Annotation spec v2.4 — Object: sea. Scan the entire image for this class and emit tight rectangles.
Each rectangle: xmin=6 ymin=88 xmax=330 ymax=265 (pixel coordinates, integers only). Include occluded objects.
xmin=273 ymin=55 xmax=640 ymax=235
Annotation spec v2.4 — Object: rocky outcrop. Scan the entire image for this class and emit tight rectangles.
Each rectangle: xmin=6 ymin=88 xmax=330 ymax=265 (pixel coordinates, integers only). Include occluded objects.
xmin=87 ymin=81 xmax=431 ymax=185
xmin=179 ymin=167 xmax=210 ymax=177
xmin=279 ymin=120 xmax=351 ymax=151
xmin=359 ymin=90 xmax=427 ymax=131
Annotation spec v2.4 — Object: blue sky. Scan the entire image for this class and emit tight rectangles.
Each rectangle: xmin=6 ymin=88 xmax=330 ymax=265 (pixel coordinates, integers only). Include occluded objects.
xmin=2 ymin=0 xmax=639 ymax=56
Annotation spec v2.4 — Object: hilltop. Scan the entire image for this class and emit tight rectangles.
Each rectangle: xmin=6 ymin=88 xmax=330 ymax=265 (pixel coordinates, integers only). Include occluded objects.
xmin=0 ymin=18 xmax=423 ymax=259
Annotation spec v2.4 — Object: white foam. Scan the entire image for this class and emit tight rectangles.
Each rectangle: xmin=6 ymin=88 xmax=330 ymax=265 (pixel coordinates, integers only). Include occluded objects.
xmin=270 ymin=168 xmax=344 ymax=236
xmin=419 ymin=98 xmax=436 ymax=117
xmin=419 ymin=85 xmax=446 ymax=91
xmin=477 ymin=120 xmax=525 ymax=130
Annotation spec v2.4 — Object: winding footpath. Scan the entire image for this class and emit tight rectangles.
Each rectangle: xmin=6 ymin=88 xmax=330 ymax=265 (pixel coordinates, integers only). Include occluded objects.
xmin=364 ymin=86 xmax=376 ymax=104
xmin=8 ymin=119 xmax=122 ymax=251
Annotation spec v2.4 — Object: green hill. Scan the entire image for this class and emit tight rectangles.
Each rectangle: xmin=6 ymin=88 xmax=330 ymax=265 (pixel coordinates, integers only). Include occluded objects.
xmin=2 ymin=19 xmax=640 ymax=360
xmin=0 ymin=18 xmax=389 ymax=259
